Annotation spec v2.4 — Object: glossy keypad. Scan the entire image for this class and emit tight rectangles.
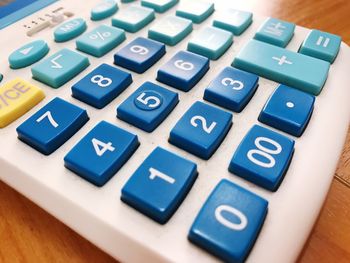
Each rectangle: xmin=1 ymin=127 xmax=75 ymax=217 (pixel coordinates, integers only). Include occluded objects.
xmin=76 ymin=25 xmax=126 ymax=57
xmin=157 ymin=50 xmax=209 ymax=92
xmin=31 ymin=48 xmax=90 ymax=89
xmin=64 ymin=121 xmax=139 ymax=186
xmin=17 ymin=97 xmax=89 ymax=155
xmin=117 ymin=81 xmax=178 ymax=132
xmin=204 ymin=67 xmax=259 ymax=112
xmin=259 ymin=85 xmax=315 ymax=137
xmin=114 ymin=37 xmax=166 ymax=73
xmin=121 ymin=147 xmax=197 ymax=224
xmin=169 ymin=101 xmax=232 ymax=159
xmin=112 ymin=5 xmax=155 ymax=32
xmin=229 ymin=125 xmax=295 ymax=191
xmin=187 ymin=26 xmax=233 ymax=60
xmin=72 ymin=63 xmax=132 ymax=109
xmin=213 ymin=9 xmax=253 ymax=36
xmin=189 ymin=179 xmax=268 ymax=263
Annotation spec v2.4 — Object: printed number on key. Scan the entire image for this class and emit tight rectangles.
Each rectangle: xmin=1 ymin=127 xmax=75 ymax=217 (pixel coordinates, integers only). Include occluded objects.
xmin=247 ymin=136 xmax=282 ymax=168
xmin=91 ymin=74 xmax=113 ymax=88
xmin=92 ymin=138 xmax=115 ymax=156
xmin=36 ymin=111 xmax=59 ymax=128
xmin=190 ymin=115 xmax=217 ymax=134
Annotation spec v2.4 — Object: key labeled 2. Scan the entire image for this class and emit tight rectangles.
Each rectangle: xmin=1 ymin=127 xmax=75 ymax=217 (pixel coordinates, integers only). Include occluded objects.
xmin=169 ymin=101 xmax=232 ymax=159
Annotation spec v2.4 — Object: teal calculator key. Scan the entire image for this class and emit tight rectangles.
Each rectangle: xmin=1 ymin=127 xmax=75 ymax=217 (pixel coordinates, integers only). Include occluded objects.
xmin=299 ymin=29 xmax=342 ymax=63
xmin=76 ymin=25 xmax=126 ymax=57
xmin=148 ymin=15 xmax=192 ymax=46
xmin=121 ymin=0 xmax=136 ymax=2
xmin=0 ymin=74 xmax=2 ymax=82
xmin=176 ymin=1 xmax=214 ymax=24
xmin=31 ymin=48 xmax=90 ymax=89
xmin=112 ymin=5 xmax=155 ymax=33
xmin=213 ymin=9 xmax=253 ymax=36
xmin=141 ymin=0 xmax=178 ymax=13
xmin=232 ymin=39 xmax=330 ymax=95
xmin=91 ymin=0 xmax=118 ymax=21
xmin=64 ymin=121 xmax=139 ymax=186
xmin=54 ymin=18 xmax=87 ymax=43
xmin=254 ymin=17 xmax=295 ymax=48
xmin=8 ymin=40 xmax=49 ymax=69
xmin=187 ymin=26 xmax=233 ymax=60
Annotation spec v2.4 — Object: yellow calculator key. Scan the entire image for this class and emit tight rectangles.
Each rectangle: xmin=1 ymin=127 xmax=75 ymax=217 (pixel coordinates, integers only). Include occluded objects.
xmin=0 ymin=78 xmax=45 ymax=128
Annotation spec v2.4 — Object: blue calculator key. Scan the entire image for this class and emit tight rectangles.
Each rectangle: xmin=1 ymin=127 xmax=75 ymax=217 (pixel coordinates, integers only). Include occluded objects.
xmin=254 ymin=17 xmax=295 ymax=47
xmin=117 ymin=81 xmax=179 ymax=132
xmin=259 ymin=85 xmax=315 ymax=137
xmin=54 ymin=18 xmax=87 ymax=42
xmin=91 ymin=0 xmax=118 ymax=21
xmin=17 ymin=97 xmax=89 ymax=155
xmin=157 ymin=51 xmax=209 ymax=92
xmin=9 ymin=40 xmax=49 ymax=69
xmin=141 ymin=0 xmax=178 ymax=13
xmin=148 ymin=15 xmax=193 ymax=46
xmin=204 ymin=67 xmax=259 ymax=112
xmin=31 ymin=48 xmax=90 ymax=89
xmin=213 ymin=9 xmax=253 ymax=36
xmin=121 ymin=147 xmax=197 ymax=224
xmin=299 ymin=29 xmax=342 ymax=63
xmin=114 ymin=37 xmax=166 ymax=73
xmin=188 ymin=179 xmax=268 ymax=263
xmin=72 ymin=63 xmax=132 ymax=109
xmin=176 ymin=1 xmax=214 ymax=24
xmin=229 ymin=125 xmax=295 ymax=191
xmin=232 ymin=39 xmax=330 ymax=95
xmin=112 ymin=5 xmax=155 ymax=33
xmin=76 ymin=25 xmax=126 ymax=57
xmin=64 ymin=121 xmax=139 ymax=187
xmin=169 ymin=101 xmax=232 ymax=160
xmin=187 ymin=26 xmax=233 ymax=60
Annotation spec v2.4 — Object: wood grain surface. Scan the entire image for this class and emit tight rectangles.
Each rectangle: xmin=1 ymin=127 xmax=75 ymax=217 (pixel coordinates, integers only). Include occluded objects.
xmin=0 ymin=0 xmax=349 ymax=262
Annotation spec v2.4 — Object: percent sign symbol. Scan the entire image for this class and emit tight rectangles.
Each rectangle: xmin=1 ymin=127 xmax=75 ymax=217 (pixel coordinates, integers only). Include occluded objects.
xmin=89 ymin=31 xmax=111 ymax=41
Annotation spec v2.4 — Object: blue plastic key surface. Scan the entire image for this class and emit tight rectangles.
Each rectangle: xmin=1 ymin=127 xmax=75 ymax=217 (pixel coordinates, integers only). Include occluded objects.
xmin=141 ymin=0 xmax=178 ymax=13
xmin=232 ymin=39 xmax=330 ymax=95
xmin=114 ymin=37 xmax=166 ymax=73
xmin=189 ymin=179 xmax=268 ymax=263
xmin=204 ymin=67 xmax=259 ymax=112
xmin=76 ymin=25 xmax=126 ymax=57
xmin=169 ymin=101 xmax=232 ymax=160
xmin=9 ymin=40 xmax=49 ymax=69
xmin=54 ymin=18 xmax=87 ymax=42
xmin=187 ymin=26 xmax=233 ymax=60
xmin=117 ymin=81 xmax=178 ymax=132
xmin=64 ymin=121 xmax=139 ymax=187
xmin=72 ymin=63 xmax=132 ymax=109
xmin=213 ymin=9 xmax=253 ymax=36
xmin=112 ymin=5 xmax=155 ymax=32
xmin=157 ymin=50 xmax=209 ymax=92
xmin=121 ymin=147 xmax=197 ymax=224
xmin=16 ymin=97 xmax=89 ymax=155
xmin=229 ymin=125 xmax=295 ymax=191
xmin=148 ymin=15 xmax=193 ymax=46
xmin=91 ymin=0 xmax=118 ymax=21
xmin=31 ymin=48 xmax=90 ymax=89
xmin=259 ymin=85 xmax=315 ymax=137
xmin=176 ymin=1 xmax=214 ymax=23
xmin=254 ymin=17 xmax=295 ymax=47
xmin=299 ymin=29 xmax=342 ymax=63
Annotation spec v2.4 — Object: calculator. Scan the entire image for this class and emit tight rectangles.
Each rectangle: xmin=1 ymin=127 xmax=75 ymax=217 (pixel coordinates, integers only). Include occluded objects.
xmin=1 ymin=0 xmax=350 ymax=262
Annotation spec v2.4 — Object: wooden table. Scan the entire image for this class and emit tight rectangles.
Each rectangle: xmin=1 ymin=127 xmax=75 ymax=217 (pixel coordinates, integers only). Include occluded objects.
xmin=0 ymin=0 xmax=349 ymax=262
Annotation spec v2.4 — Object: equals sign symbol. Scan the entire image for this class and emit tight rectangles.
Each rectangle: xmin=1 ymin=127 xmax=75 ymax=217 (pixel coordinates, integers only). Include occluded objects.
xmin=316 ymin=36 xmax=330 ymax=48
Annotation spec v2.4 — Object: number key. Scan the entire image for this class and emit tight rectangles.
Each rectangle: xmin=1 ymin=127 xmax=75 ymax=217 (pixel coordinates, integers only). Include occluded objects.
xmin=157 ymin=50 xmax=209 ymax=92
xmin=114 ymin=37 xmax=166 ymax=73
xmin=64 ymin=121 xmax=139 ymax=186
xmin=17 ymin=97 xmax=89 ymax=155
xmin=229 ymin=125 xmax=295 ymax=191
xmin=169 ymin=101 xmax=232 ymax=159
xmin=117 ymin=81 xmax=178 ymax=132
xmin=72 ymin=63 xmax=132 ymax=109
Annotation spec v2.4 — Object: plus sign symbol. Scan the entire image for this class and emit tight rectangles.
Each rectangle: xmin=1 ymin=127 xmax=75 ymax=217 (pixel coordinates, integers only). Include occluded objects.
xmin=272 ymin=55 xmax=293 ymax=66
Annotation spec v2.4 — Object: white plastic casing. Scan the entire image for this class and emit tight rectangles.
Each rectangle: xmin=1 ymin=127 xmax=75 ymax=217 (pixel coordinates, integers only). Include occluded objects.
xmin=0 ymin=1 xmax=349 ymax=262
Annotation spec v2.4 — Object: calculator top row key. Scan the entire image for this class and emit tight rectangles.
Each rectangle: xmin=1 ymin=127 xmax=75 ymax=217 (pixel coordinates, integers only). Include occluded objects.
xmin=54 ymin=18 xmax=87 ymax=43
xmin=176 ymin=1 xmax=214 ymax=24
xmin=91 ymin=0 xmax=118 ymax=21
xmin=141 ymin=0 xmax=179 ymax=13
